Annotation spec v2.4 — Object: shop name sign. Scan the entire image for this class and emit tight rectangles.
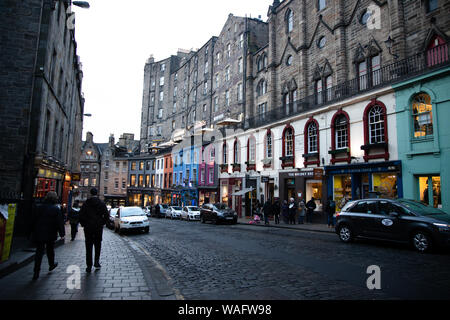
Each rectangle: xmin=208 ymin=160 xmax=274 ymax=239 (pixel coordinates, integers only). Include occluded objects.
xmin=288 ymin=169 xmax=323 ymax=179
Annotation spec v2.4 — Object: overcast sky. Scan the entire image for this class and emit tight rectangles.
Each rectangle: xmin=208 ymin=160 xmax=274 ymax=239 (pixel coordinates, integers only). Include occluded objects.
xmin=72 ymin=0 xmax=272 ymax=144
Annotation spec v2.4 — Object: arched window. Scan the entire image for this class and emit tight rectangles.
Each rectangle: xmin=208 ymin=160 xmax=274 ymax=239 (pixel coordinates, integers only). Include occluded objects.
xmin=247 ymin=137 xmax=256 ymax=163
xmin=335 ymin=115 xmax=349 ymax=149
xmin=303 ymin=118 xmax=320 ymax=167
xmin=286 ymin=9 xmax=294 ymax=33
xmin=222 ymin=143 xmax=228 ymax=164
xmin=368 ymin=105 xmax=385 ymax=144
xmin=308 ymin=122 xmax=318 ymax=153
xmin=233 ymin=140 xmax=240 ymax=164
xmin=281 ymin=125 xmax=295 ymax=168
xmin=412 ymin=93 xmax=433 ymax=138
xmin=257 ymin=79 xmax=267 ymax=96
xmin=209 ymin=146 xmax=215 ymax=163
xmin=330 ymin=110 xmax=351 ymax=164
xmin=362 ymin=100 xmax=389 ymax=162
xmin=284 ymin=127 xmax=294 ymax=157
xmin=266 ymin=131 xmax=273 ymax=159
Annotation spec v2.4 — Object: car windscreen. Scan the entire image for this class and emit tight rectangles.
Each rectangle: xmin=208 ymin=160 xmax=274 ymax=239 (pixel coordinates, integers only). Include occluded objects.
xmin=188 ymin=207 xmax=199 ymax=211
xmin=172 ymin=207 xmax=182 ymax=210
xmin=397 ymin=199 xmax=445 ymax=216
xmin=120 ymin=208 xmax=145 ymax=217
xmin=162 ymin=205 xmax=169 ymax=209
xmin=213 ymin=203 xmax=229 ymax=210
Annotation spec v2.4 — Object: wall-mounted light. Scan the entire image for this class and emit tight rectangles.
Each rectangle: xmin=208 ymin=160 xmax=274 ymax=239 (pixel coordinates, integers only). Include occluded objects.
xmin=384 ymin=36 xmax=399 ymax=59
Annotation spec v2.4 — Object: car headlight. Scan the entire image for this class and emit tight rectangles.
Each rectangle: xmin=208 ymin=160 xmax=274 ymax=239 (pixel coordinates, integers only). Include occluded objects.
xmin=215 ymin=211 xmax=224 ymax=217
xmin=433 ymin=223 xmax=450 ymax=232
xmin=120 ymin=220 xmax=129 ymax=224
xmin=143 ymin=218 xmax=149 ymax=222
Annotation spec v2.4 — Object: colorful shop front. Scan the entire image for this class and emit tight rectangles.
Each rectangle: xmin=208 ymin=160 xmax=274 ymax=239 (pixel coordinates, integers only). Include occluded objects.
xmin=324 ymin=160 xmax=403 ymax=211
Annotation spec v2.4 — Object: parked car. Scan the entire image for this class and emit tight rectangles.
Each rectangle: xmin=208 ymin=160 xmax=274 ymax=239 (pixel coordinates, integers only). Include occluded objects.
xmin=200 ymin=203 xmax=238 ymax=224
xmin=169 ymin=206 xmax=183 ymax=219
xmin=114 ymin=206 xmax=149 ymax=234
xmin=181 ymin=206 xmax=201 ymax=221
xmin=335 ymin=198 xmax=450 ymax=253
xmin=151 ymin=204 xmax=169 ymax=218
xmin=107 ymin=208 xmax=118 ymax=229
xmin=143 ymin=206 xmax=152 ymax=217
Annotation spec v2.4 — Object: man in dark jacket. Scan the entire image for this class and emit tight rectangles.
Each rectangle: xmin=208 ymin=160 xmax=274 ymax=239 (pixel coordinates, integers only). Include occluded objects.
xmin=79 ymin=188 xmax=109 ymax=273
xmin=262 ymin=199 xmax=272 ymax=225
xmin=31 ymin=191 xmax=65 ymax=280
xmin=306 ymin=197 xmax=317 ymax=223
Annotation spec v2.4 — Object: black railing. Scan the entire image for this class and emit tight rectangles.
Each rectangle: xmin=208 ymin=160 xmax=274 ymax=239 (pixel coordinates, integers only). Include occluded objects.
xmin=244 ymin=44 xmax=449 ymax=130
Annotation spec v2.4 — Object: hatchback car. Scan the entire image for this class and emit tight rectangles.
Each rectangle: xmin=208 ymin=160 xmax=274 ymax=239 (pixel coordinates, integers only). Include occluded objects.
xmin=114 ymin=206 xmax=149 ymax=234
xmin=107 ymin=208 xmax=118 ymax=229
xmin=169 ymin=206 xmax=182 ymax=219
xmin=181 ymin=206 xmax=201 ymax=221
xmin=335 ymin=198 xmax=450 ymax=253
xmin=200 ymin=203 xmax=238 ymax=224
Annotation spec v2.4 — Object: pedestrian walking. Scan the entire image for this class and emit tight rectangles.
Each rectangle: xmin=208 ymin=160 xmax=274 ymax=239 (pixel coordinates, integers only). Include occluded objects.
xmin=263 ymin=199 xmax=272 ymax=225
xmin=79 ymin=188 xmax=109 ymax=273
xmin=281 ymin=200 xmax=289 ymax=224
xmin=306 ymin=197 xmax=317 ymax=223
xmin=288 ymin=198 xmax=297 ymax=225
xmin=273 ymin=199 xmax=281 ymax=224
xmin=325 ymin=196 xmax=336 ymax=228
xmin=68 ymin=200 xmax=80 ymax=241
xmin=30 ymin=191 xmax=65 ymax=280
xmin=298 ymin=198 xmax=306 ymax=224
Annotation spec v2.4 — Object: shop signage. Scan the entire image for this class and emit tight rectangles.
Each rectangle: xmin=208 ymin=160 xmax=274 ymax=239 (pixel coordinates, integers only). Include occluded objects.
xmin=72 ymin=173 xmax=81 ymax=181
xmin=313 ymin=168 xmax=324 ymax=180
xmin=288 ymin=171 xmax=314 ymax=177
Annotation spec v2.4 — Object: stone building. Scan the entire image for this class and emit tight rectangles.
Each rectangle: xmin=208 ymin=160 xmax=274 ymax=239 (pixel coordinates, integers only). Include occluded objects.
xmin=139 ymin=14 xmax=268 ymax=151
xmin=79 ymin=132 xmax=103 ymax=203
xmin=0 ymin=0 xmax=85 ymax=235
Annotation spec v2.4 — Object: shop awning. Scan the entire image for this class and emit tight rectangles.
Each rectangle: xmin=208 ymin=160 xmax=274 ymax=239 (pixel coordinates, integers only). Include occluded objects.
xmin=231 ymin=187 xmax=254 ymax=196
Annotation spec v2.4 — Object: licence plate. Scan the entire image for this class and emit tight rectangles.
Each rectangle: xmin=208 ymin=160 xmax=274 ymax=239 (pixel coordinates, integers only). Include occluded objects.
xmin=226 ymin=217 xmax=233 ymax=220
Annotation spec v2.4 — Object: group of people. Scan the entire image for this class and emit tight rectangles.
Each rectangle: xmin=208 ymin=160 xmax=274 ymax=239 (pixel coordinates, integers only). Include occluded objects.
xmin=29 ymin=188 xmax=109 ymax=280
xmin=252 ymin=195 xmax=338 ymax=228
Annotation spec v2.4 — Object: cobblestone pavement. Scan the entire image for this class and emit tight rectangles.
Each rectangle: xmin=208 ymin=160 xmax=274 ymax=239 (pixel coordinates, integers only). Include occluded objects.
xmin=0 ymin=225 xmax=154 ymax=300
xmin=126 ymin=217 xmax=450 ymax=300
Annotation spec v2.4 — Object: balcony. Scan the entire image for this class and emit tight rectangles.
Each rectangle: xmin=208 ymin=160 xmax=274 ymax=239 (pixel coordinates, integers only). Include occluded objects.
xmin=244 ymin=44 xmax=450 ymax=130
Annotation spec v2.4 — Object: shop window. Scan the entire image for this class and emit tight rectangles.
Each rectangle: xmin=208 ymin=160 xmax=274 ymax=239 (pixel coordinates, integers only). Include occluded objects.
xmin=412 ymin=93 xmax=433 ymax=138
xmin=333 ymin=175 xmax=352 ymax=210
xmin=419 ymin=176 xmax=441 ymax=208
xmin=372 ymin=173 xmax=398 ymax=199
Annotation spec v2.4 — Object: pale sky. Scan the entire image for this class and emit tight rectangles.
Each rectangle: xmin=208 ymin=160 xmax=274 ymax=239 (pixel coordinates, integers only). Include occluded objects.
xmin=73 ymin=0 xmax=272 ymax=144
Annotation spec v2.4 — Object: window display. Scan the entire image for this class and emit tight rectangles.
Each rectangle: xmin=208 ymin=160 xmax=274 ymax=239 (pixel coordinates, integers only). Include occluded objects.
xmin=372 ymin=173 xmax=397 ymax=199
xmin=334 ymin=175 xmax=351 ymax=211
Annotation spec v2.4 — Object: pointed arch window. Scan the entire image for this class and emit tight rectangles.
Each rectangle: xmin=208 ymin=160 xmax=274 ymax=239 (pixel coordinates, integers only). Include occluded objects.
xmin=286 ymin=9 xmax=294 ymax=33
xmin=427 ymin=35 xmax=448 ymax=67
xmin=281 ymin=125 xmax=295 ymax=168
xmin=330 ymin=110 xmax=351 ymax=164
xmin=257 ymin=79 xmax=267 ymax=96
xmin=303 ymin=119 xmax=320 ymax=167
xmin=362 ymin=100 xmax=389 ymax=162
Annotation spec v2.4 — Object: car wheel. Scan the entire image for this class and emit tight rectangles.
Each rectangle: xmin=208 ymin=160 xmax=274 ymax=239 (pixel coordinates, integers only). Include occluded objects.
xmin=201 ymin=216 xmax=205 ymax=223
xmin=412 ymin=230 xmax=432 ymax=253
xmin=338 ymin=224 xmax=353 ymax=243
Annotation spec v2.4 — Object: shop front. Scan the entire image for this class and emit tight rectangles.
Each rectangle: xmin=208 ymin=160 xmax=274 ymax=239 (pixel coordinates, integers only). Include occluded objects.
xmin=219 ymin=178 xmax=243 ymax=217
xmin=325 ymin=160 xmax=403 ymax=211
xmin=34 ymin=162 xmax=66 ymax=203
xmin=279 ymin=168 xmax=325 ymax=216
xmin=198 ymin=187 xmax=218 ymax=206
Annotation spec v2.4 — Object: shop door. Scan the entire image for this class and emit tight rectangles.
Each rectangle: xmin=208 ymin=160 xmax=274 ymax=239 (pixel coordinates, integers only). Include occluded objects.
xmin=419 ymin=176 xmax=441 ymax=208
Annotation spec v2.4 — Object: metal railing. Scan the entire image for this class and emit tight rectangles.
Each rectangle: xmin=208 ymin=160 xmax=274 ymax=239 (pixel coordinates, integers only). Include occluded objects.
xmin=244 ymin=44 xmax=449 ymax=130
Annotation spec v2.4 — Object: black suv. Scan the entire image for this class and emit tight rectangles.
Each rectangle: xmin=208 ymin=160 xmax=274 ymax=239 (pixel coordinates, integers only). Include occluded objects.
xmin=335 ymin=198 xmax=450 ymax=253
xmin=200 ymin=203 xmax=238 ymax=224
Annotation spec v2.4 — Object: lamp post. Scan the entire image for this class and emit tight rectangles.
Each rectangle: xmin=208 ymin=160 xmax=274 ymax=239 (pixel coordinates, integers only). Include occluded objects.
xmin=385 ymin=36 xmax=399 ymax=59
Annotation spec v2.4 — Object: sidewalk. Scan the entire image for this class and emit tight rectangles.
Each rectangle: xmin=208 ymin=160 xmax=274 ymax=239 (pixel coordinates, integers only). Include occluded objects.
xmin=237 ymin=216 xmax=335 ymax=233
xmin=0 ymin=225 xmax=156 ymax=300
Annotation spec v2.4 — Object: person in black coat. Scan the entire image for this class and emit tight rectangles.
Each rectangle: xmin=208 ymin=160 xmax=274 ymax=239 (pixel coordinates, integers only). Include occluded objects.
xmin=288 ymin=198 xmax=297 ymax=224
xmin=281 ymin=200 xmax=289 ymax=224
xmin=68 ymin=200 xmax=80 ymax=241
xmin=306 ymin=197 xmax=317 ymax=223
xmin=79 ymin=188 xmax=109 ymax=273
xmin=30 ymin=191 xmax=65 ymax=280
xmin=262 ymin=199 xmax=272 ymax=225
xmin=273 ymin=200 xmax=281 ymax=224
